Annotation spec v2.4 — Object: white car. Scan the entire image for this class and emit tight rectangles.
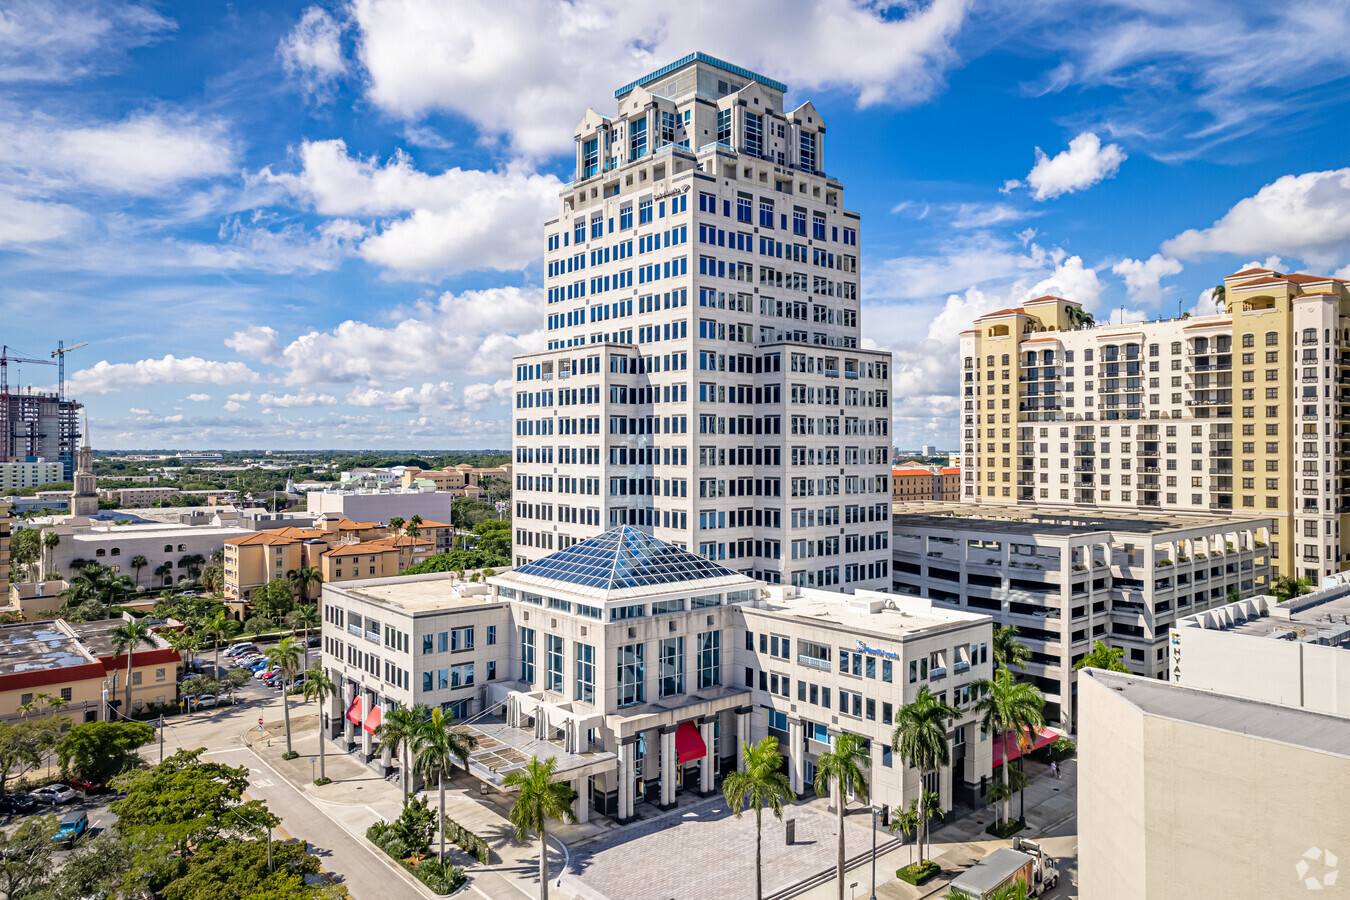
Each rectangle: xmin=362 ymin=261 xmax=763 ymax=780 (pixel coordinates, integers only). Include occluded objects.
xmin=189 ymin=695 xmax=218 ymax=709
xmin=31 ymin=784 xmax=77 ymax=805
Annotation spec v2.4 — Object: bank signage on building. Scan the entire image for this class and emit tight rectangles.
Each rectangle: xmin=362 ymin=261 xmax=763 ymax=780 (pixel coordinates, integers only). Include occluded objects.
xmin=855 ymin=640 xmax=899 ymax=660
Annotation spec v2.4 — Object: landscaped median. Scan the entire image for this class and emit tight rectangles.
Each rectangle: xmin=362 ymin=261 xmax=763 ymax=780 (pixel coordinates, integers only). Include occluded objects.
xmin=366 ymin=796 xmax=483 ymax=895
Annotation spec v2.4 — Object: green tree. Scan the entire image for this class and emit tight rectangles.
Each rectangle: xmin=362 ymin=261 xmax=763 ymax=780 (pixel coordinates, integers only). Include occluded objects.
xmin=1271 ymin=574 xmax=1314 ymax=603
xmin=130 ymin=554 xmax=149 ymax=588
xmin=892 ymin=686 xmax=959 ymax=864
xmin=723 ymin=737 xmax=796 ymax=900
xmin=288 ymin=604 xmax=320 ymax=645
xmin=223 ymin=666 xmax=253 ymax=702
xmin=412 ymin=706 xmax=479 ymax=862
xmin=110 ymin=749 xmax=279 ymax=884
xmin=890 ymin=799 xmax=921 ymax=867
xmin=10 ymin=526 xmax=42 ymax=581
xmin=292 ymin=566 xmax=322 ymax=604
xmin=389 ymin=794 xmax=437 ymax=857
xmin=400 ymin=549 xmax=509 ymax=576
xmin=813 ymin=732 xmax=870 ymax=900
xmin=974 ymin=668 xmax=1046 ymax=827
xmin=503 ymin=756 xmax=576 ymax=900
xmin=154 ymin=562 xmax=173 ymax=587
xmin=162 ymin=628 xmax=201 ymax=671
xmin=302 ymin=663 xmax=336 ymax=782
xmin=159 ymin=837 xmax=347 ymax=900
xmin=266 ymin=637 xmax=305 ymax=756
xmin=0 ymin=815 xmax=59 ymax=898
xmin=61 ymin=564 xmax=135 ymax=617
xmin=109 ymin=619 xmax=157 ymax=719
xmin=388 ymin=516 xmax=405 ymax=537
xmin=253 ymin=577 xmax=295 ymax=621
xmin=1074 ymin=639 xmax=1129 ymax=673
xmin=201 ymin=609 xmax=240 ymax=674
xmin=199 ymin=564 xmax=224 ymax=594
xmin=0 ymin=718 xmax=63 ymax=796
xmin=405 ymin=515 xmax=422 ymax=540
xmin=472 ymin=518 xmax=511 ymax=559
xmin=993 ymin=624 xmax=1032 ymax=673
xmin=57 ymin=720 xmax=155 ymax=783
xmin=376 ymin=704 xmax=427 ymax=800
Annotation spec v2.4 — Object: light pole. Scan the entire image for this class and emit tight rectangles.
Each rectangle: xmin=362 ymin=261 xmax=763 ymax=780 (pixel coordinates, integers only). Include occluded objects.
xmin=158 ymin=715 xmax=164 ymax=764
xmin=870 ymin=806 xmax=879 ymax=899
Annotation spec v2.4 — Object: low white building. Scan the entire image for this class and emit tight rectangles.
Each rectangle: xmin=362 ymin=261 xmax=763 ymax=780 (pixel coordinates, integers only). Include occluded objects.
xmin=306 ymin=488 xmax=456 ymax=527
xmin=0 ymin=460 xmax=63 ymax=492
xmin=37 ymin=518 xmax=251 ymax=586
xmin=321 ymin=527 xmax=993 ymax=822
xmin=892 ymin=501 xmax=1271 ymax=731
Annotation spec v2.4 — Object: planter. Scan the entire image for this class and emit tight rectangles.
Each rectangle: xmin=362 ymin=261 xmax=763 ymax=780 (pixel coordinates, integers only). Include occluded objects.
xmin=896 ymin=860 xmax=940 ymax=885
xmin=986 ymin=819 xmax=1025 ymax=839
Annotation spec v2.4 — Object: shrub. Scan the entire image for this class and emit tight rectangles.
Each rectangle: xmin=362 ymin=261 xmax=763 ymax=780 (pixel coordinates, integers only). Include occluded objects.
xmin=408 ymin=858 xmax=467 ymax=894
xmin=1048 ymin=737 xmax=1077 ymax=761
xmin=986 ymin=819 xmax=1025 ymax=839
xmin=367 ymin=815 xmax=468 ymax=895
xmin=896 ymin=860 xmax=939 ymax=885
xmin=1157 ymin=559 xmax=1172 ymax=566
xmin=1255 ymin=540 xmax=1267 ymax=549
xmin=442 ymin=817 xmax=490 ymax=865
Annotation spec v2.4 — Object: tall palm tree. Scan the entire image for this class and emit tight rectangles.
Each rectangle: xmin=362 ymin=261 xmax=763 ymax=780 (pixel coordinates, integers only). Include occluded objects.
xmin=890 ymin=798 xmax=921 ymax=867
xmin=993 ymin=625 xmax=1031 ymax=673
xmin=163 ymin=628 xmax=200 ymax=671
xmin=813 ymin=732 xmax=870 ymax=900
xmin=130 ymin=554 xmax=148 ymax=588
xmin=413 ymin=706 xmax=479 ymax=862
xmin=266 ymin=636 xmax=304 ymax=756
xmin=180 ymin=553 xmax=206 ymax=583
xmin=974 ymin=668 xmax=1045 ymax=827
xmin=388 ymin=516 xmax=405 ymax=537
xmin=108 ymin=620 xmax=157 ymax=719
xmin=723 ymin=736 xmax=796 ymax=900
xmin=406 ymin=514 xmax=423 ymax=540
xmin=153 ymin=562 xmax=173 ymax=588
xmin=376 ymin=703 xmax=427 ymax=800
xmin=202 ymin=610 xmax=240 ymax=674
xmin=288 ymin=603 xmax=320 ymax=646
xmin=302 ymin=663 xmax=336 ymax=782
xmin=892 ymin=686 xmax=958 ymax=865
xmin=292 ymin=565 xmax=322 ymax=604
xmin=503 ymin=755 xmax=576 ymax=900
xmin=1073 ymin=640 xmax=1128 ymax=673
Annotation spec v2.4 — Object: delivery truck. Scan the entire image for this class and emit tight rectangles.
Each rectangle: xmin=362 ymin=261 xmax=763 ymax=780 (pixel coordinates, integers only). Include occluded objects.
xmin=947 ymin=838 xmax=1060 ymax=898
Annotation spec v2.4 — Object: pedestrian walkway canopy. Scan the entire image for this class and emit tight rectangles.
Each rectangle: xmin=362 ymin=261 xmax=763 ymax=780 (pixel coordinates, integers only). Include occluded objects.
xmin=458 ymin=718 xmax=616 ymax=788
xmin=992 ymin=725 xmax=1059 ymax=766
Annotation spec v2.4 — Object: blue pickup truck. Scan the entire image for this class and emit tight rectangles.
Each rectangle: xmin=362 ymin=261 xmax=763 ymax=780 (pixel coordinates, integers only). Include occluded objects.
xmin=53 ymin=810 xmax=88 ymax=848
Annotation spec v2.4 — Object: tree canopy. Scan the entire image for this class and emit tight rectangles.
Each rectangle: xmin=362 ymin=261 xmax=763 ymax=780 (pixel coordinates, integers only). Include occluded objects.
xmin=400 ymin=549 xmax=508 ymax=575
xmin=57 ymin=720 xmax=156 ymax=783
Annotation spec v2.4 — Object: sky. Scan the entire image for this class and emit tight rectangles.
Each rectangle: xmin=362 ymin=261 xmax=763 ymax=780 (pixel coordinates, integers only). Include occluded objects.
xmin=3 ymin=1 xmax=1350 ymax=452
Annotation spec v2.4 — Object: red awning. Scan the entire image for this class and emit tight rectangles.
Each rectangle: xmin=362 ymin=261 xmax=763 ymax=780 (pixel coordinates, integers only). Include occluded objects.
xmin=993 ymin=726 xmax=1058 ymax=767
xmin=363 ymin=704 xmax=383 ymax=735
xmin=675 ymin=720 xmax=706 ymax=764
xmin=345 ymin=696 xmax=363 ymax=725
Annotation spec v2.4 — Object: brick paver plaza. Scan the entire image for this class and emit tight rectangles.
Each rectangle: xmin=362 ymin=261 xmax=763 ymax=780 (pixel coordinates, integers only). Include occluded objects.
xmin=563 ymin=797 xmax=877 ymax=900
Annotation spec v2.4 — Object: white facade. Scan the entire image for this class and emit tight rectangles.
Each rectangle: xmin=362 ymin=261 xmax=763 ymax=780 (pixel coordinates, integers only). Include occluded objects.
xmin=512 ymin=53 xmax=893 ymax=592
xmin=0 ymin=460 xmax=62 ymax=491
xmin=305 ymin=488 xmax=455 ymax=526
xmin=891 ymin=502 xmax=1272 ymax=731
xmin=36 ymin=519 xmax=251 ymax=585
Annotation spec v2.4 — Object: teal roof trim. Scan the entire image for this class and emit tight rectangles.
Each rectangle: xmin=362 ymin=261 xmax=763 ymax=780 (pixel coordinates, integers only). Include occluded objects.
xmin=615 ymin=52 xmax=787 ymax=99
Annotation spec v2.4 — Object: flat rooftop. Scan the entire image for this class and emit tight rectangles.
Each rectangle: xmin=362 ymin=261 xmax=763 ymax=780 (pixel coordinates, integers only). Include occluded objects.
xmin=67 ymin=618 xmax=161 ymax=658
xmin=753 ymin=589 xmax=989 ymax=639
xmin=332 ymin=574 xmax=495 ymax=614
xmin=892 ymin=501 xmax=1266 ymax=539
xmin=0 ymin=621 xmax=96 ymax=675
xmin=1203 ymin=587 xmax=1350 ymax=641
xmin=1087 ymin=669 xmax=1350 ymax=758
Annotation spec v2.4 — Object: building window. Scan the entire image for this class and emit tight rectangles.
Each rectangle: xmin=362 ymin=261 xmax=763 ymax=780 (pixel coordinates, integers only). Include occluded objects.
xmin=629 ymin=117 xmax=647 ymax=161
xmin=60 ymin=687 xmax=73 ymax=702
xmin=487 ymin=625 xmax=496 ymax=645
xmin=658 ymin=637 xmax=685 ymax=698
xmin=618 ymin=643 xmax=645 ymax=707
xmin=697 ymin=630 xmax=722 ymax=688
xmin=520 ymin=627 xmax=536 ymax=684
xmin=451 ymin=627 xmax=474 ymax=651
xmin=575 ymin=643 xmax=595 ymax=704
xmin=546 ymin=635 xmax=564 ymax=693
xmin=799 ymin=131 xmax=816 ymax=171
xmin=716 ymin=108 xmax=732 ymax=143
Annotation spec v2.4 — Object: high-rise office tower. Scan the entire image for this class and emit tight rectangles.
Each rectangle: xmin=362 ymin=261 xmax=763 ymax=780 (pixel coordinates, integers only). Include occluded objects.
xmin=959 ymin=268 xmax=1350 ymax=582
xmin=512 ymin=53 xmax=893 ymax=591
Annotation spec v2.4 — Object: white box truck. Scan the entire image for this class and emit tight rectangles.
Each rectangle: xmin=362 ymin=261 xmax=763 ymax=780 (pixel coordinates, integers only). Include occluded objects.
xmin=947 ymin=839 xmax=1060 ymax=899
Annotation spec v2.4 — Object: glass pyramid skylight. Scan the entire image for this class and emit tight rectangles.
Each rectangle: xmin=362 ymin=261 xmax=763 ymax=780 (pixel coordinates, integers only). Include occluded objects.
xmin=512 ymin=526 xmax=741 ymax=591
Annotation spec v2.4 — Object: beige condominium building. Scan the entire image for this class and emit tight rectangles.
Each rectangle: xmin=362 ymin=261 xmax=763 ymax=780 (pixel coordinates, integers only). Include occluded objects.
xmin=0 ymin=460 xmax=63 ymax=492
xmin=892 ymin=501 xmax=1270 ymax=731
xmin=513 ymin=53 xmax=893 ymax=593
xmin=0 ymin=500 xmax=10 ymax=596
xmin=1078 ymin=668 xmax=1350 ymax=900
xmin=959 ymin=267 xmax=1350 ymax=582
xmin=321 ymin=527 xmax=992 ymax=823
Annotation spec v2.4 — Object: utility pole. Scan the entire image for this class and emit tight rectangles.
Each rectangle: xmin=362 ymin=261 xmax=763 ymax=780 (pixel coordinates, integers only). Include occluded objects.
xmin=267 ymin=826 xmax=273 ymax=873
xmin=870 ymin=806 xmax=878 ymax=899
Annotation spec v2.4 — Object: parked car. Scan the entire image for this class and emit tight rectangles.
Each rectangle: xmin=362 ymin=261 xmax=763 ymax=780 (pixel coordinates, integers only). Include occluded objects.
xmin=189 ymin=694 xmax=218 ymax=709
xmin=0 ymin=793 xmax=37 ymax=816
xmin=261 ymin=669 xmax=286 ymax=685
xmin=226 ymin=643 xmax=258 ymax=657
xmin=68 ymin=777 xmax=107 ymax=795
xmin=53 ymin=810 xmax=89 ymax=848
xmin=278 ymin=673 xmax=305 ymax=690
xmin=306 ymin=636 xmax=321 ymax=648
xmin=254 ymin=665 xmax=279 ymax=680
xmin=31 ymin=784 xmax=77 ymax=805
xmin=235 ymin=655 xmax=264 ymax=668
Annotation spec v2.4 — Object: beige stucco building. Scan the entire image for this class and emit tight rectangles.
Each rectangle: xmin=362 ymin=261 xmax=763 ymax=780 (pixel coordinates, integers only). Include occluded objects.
xmin=0 ymin=460 xmax=63 ymax=492
xmin=1078 ymin=668 xmax=1350 ymax=899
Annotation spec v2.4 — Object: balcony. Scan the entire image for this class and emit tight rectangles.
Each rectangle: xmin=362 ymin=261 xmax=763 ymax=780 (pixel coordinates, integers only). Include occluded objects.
xmin=797 ymin=654 xmax=832 ymax=671
xmin=929 ymin=666 xmax=947 ymax=681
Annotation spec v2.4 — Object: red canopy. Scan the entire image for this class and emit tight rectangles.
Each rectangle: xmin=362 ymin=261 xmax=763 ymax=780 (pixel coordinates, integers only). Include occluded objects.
xmin=992 ymin=726 xmax=1058 ymax=767
xmin=345 ymin=696 xmax=363 ymax=725
xmin=363 ymin=704 xmax=383 ymax=735
xmin=675 ymin=720 xmax=706 ymax=764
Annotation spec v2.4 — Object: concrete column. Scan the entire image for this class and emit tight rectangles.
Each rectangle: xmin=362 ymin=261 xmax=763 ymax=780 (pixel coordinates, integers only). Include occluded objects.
xmin=360 ymin=691 xmax=373 ymax=759
xmin=736 ymin=707 xmax=752 ymax=770
xmin=342 ymin=680 xmax=355 ymax=746
xmin=788 ymin=718 xmax=805 ymax=795
xmin=618 ymin=740 xmax=636 ymax=821
xmin=699 ymin=719 xmax=715 ymax=793
xmin=659 ymin=726 xmax=677 ymax=809
xmin=572 ymin=776 xmax=589 ymax=824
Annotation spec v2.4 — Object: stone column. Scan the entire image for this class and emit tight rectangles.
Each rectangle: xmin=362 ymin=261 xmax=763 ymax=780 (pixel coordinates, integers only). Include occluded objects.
xmin=788 ymin=718 xmax=805 ymax=795
xmin=736 ymin=706 xmax=752 ymax=771
xmin=342 ymin=680 xmax=355 ymax=747
xmin=360 ymin=691 xmax=373 ymax=759
xmin=699 ymin=719 xmax=716 ymax=793
xmin=618 ymin=739 xmax=636 ymax=821
xmin=572 ymin=776 xmax=589 ymax=824
xmin=659 ymin=726 xmax=677 ymax=809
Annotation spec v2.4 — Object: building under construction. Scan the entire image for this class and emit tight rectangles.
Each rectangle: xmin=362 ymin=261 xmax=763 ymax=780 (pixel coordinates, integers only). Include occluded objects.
xmin=1 ymin=344 xmax=85 ymax=482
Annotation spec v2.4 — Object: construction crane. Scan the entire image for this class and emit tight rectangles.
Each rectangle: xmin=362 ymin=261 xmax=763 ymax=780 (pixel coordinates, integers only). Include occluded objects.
xmin=0 ymin=345 xmax=56 ymax=397
xmin=51 ymin=340 xmax=88 ymax=401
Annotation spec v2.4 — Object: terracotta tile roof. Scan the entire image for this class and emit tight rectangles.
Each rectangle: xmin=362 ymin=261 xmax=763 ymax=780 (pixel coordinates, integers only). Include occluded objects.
xmin=892 ymin=468 xmax=934 ymax=477
xmin=977 ymin=307 xmax=1027 ymax=319
xmin=385 ymin=535 xmax=434 ymax=548
xmin=1229 ymin=267 xmax=1273 ymax=277
xmin=1024 ymin=295 xmax=1071 ymax=304
xmin=228 ymin=527 xmax=327 ymax=546
xmin=1184 ymin=319 xmax=1232 ymax=328
xmin=1233 ymin=273 xmax=1342 ymax=287
xmin=323 ymin=542 xmax=398 ymax=558
xmin=406 ymin=519 xmax=452 ymax=529
xmin=939 ymin=467 xmax=961 ymax=475
xmin=336 ymin=519 xmax=379 ymax=530
xmin=1022 ymin=336 xmax=1062 ymax=343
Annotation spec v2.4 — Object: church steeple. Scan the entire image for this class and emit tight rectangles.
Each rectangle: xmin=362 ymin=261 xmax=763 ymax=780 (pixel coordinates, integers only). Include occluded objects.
xmin=71 ymin=416 xmax=98 ymax=517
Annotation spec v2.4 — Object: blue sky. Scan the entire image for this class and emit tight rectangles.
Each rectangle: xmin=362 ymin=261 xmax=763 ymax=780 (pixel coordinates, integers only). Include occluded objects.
xmin=2 ymin=0 xmax=1349 ymax=451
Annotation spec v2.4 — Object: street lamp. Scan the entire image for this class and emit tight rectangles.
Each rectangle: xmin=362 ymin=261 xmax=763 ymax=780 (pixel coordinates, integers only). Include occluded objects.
xmin=870 ymin=805 xmax=880 ymax=900
xmin=1018 ymin=758 xmax=1026 ymax=827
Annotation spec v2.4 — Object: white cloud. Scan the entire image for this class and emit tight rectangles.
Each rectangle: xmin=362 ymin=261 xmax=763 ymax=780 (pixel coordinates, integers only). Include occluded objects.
xmin=1163 ymin=168 xmax=1350 ymax=269
xmin=0 ymin=191 xmax=85 ymax=246
xmin=279 ymin=6 xmax=346 ymax=98
xmin=1111 ymin=253 xmax=1183 ymax=306
xmin=1027 ymin=255 xmax=1104 ymax=309
xmin=350 ymin=0 xmax=970 ymax=157
xmin=1192 ymin=287 xmax=1224 ymax=317
xmin=185 ymin=393 xmax=212 ymax=402
xmin=345 ymin=381 xmax=459 ymax=413
xmin=256 ymin=391 xmax=337 ymax=410
xmin=67 ymin=355 xmax=260 ymax=395
xmin=0 ymin=0 xmax=175 ymax=83
xmin=128 ymin=407 xmax=149 ymax=415
xmin=865 ymin=232 xmax=1053 ymax=303
xmin=222 ymin=400 xmax=244 ymax=412
xmin=1008 ymin=132 xmax=1126 ymax=201
xmin=263 ymin=139 xmax=559 ymax=278
xmin=225 ymin=326 xmax=282 ymax=362
xmin=463 ymin=379 xmax=514 ymax=410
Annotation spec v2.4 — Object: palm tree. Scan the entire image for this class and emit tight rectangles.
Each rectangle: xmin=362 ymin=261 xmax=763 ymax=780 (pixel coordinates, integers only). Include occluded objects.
xmin=723 ymin=736 xmax=796 ymax=900
xmin=266 ymin=636 xmax=304 ymax=756
xmin=153 ymin=562 xmax=172 ymax=588
xmin=130 ymin=554 xmax=148 ymax=588
xmin=377 ymin=703 xmax=427 ymax=800
xmin=503 ymin=755 xmax=576 ymax=900
xmin=890 ymin=798 xmax=921 ymax=867
xmin=292 ymin=565 xmax=322 ymax=604
xmin=814 ymin=732 xmax=870 ymax=900
xmin=413 ymin=706 xmax=479 ymax=862
xmin=974 ymin=668 xmax=1045 ymax=828
xmin=1074 ymin=639 xmax=1128 ymax=673
xmin=388 ymin=516 xmax=405 ymax=537
xmin=406 ymin=514 xmax=423 ymax=540
xmin=202 ymin=609 xmax=239 ymax=675
xmin=892 ymin=686 xmax=958 ymax=865
xmin=1064 ymin=305 xmax=1095 ymax=329
xmin=163 ymin=628 xmax=200 ymax=671
xmin=993 ymin=624 xmax=1031 ymax=673
xmin=180 ymin=553 xmax=206 ymax=583
xmin=1271 ymin=574 xmax=1313 ymax=603
xmin=302 ymin=663 xmax=336 ymax=782
xmin=288 ymin=604 xmax=320 ymax=647
xmin=108 ymin=620 xmax=157 ymax=719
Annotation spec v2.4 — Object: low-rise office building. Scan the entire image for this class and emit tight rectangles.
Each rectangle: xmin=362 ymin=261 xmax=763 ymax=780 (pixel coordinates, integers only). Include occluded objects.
xmin=38 ymin=517 xmax=253 ymax=586
xmin=321 ymin=526 xmax=993 ymax=823
xmin=892 ymin=501 xmax=1271 ymax=731
xmin=0 ymin=460 xmax=63 ymax=492
xmin=99 ymin=486 xmax=180 ymax=507
xmin=305 ymin=488 xmax=456 ymax=527
xmin=1078 ymin=668 xmax=1350 ymax=900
